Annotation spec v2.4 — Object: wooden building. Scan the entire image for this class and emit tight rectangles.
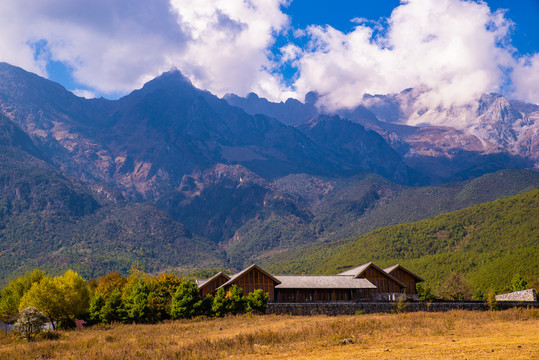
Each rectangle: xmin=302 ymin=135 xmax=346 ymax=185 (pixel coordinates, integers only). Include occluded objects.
xmin=273 ymin=275 xmax=376 ymax=302
xmin=383 ymin=264 xmax=424 ymax=296
xmin=216 ymin=265 xmax=281 ymax=302
xmin=196 ymin=262 xmax=424 ymax=303
xmin=338 ymin=262 xmax=406 ymax=299
xmin=196 ymin=272 xmax=230 ymax=297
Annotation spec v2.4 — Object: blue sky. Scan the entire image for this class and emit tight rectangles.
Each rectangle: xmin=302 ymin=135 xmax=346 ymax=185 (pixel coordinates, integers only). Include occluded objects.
xmin=0 ymin=0 xmax=537 ymax=108
xmin=282 ymin=1 xmax=538 ymax=55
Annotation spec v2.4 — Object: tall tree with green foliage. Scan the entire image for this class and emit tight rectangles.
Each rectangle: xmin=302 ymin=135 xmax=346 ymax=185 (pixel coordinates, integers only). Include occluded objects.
xmin=19 ymin=276 xmax=62 ymax=329
xmin=100 ymin=288 xmax=126 ymax=323
xmin=88 ymin=292 xmax=105 ymax=324
xmin=171 ymin=281 xmax=201 ymax=319
xmin=0 ymin=269 xmax=45 ymax=320
xmin=18 ymin=270 xmax=90 ymax=329
xmin=56 ymin=270 xmax=91 ymax=322
xmin=148 ymin=273 xmax=183 ymax=322
xmin=124 ymin=278 xmax=151 ymax=323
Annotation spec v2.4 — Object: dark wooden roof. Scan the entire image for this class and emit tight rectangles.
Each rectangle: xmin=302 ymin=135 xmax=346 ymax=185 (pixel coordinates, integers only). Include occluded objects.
xmin=384 ymin=264 xmax=424 ymax=282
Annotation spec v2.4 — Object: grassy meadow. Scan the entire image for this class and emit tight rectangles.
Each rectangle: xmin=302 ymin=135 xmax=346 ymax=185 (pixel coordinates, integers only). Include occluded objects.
xmin=0 ymin=309 xmax=537 ymax=359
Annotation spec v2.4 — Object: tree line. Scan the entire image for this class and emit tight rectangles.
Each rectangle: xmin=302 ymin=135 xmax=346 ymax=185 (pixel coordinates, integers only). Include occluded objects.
xmin=0 ymin=267 xmax=268 ymax=333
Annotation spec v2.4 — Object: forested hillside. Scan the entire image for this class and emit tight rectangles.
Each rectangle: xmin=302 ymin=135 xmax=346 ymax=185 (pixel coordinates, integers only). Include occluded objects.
xmin=268 ymin=189 xmax=539 ymax=293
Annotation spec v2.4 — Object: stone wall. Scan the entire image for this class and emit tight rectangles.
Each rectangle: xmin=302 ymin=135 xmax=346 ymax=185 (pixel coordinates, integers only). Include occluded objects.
xmin=495 ymin=289 xmax=536 ymax=302
xmin=267 ymin=300 xmax=539 ymax=316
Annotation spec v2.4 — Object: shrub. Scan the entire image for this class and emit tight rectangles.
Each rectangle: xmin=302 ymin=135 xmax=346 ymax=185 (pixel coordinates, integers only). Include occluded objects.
xmin=487 ymin=288 xmax=498 ymax=311
xmin=15 ymin=306 xmax=47 ymax=341
xmin=212 ymin=288 xmax=229 ymax=317
xmin=226 ymin=285 xmax=247 ymax=315
xmin=246 ymin=289 xmax=268 ymax=314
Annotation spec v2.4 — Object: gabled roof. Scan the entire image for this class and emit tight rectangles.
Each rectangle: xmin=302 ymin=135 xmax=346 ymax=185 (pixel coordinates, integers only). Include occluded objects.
xmin=337 ymin=262 xmax=406 ymax=288
xmin=218 ymin=264 xmax=281 ymax=289
xmin=384 ymin=264 xmax=424 ymax=282
xmin=337 ymin=262 xmax=372 ymax=276
xmin=196 ymin=271 xmax=230 ymax=289
xmin=274 ymin=275 xmax=376 ymax=289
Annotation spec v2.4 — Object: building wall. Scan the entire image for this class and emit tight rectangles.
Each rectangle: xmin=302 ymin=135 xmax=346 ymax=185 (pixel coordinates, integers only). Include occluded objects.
xmin=200 ymin=274 xmax=229 ymax=297
xmin=267 ymin=301 xmax=539 ymax=315
xmin=388 ymin=268 xmax=418 ymax=295
xmin=363 ymin=267 xmax=403 ymax=294
xmin=274 ymin=288 xmax=369 ymax=303
xmin=228 ymin=267 xmax=276 ymax=301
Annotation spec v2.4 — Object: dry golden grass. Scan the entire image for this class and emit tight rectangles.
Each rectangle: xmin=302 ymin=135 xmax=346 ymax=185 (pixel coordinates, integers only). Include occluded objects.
xmin=0 ymin=308 xmax=537 ymax=359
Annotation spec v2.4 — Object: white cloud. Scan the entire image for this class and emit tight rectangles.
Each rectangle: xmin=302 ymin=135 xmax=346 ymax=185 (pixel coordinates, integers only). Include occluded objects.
xmin=0 ymin=0 xmax=292 ymax=100
xmin=291 ymin=0 xmax=522 ymax=111
xmin=0 ymin=0 xmax=536 ymax=109
xmin=72 ymin=89 xmax=97 ymax=99
xmin=168 ymin=0 xmax=293 ymax=100
xmin=511 ymin=54 xmax=539 ymax=104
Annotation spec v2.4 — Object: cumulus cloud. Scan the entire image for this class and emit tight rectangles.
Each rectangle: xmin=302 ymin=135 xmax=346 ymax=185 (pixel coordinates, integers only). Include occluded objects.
xmin=0 ymin=0 xmax=188 ymax=94
xmin=169 ymin=0 xmax=293 ymax=99
xmin=291 ymin=0 xmax=519 ymax=111
xmin=0 ymin=0 xmax=537 ymax=108
xmin=511 ymin=54 xmax=539 ymax=104
xmin=0 ymin=0 xmax=291 ymax=100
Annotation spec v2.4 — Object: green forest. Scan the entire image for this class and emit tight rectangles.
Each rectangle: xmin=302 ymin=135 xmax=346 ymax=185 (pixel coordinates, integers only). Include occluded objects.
xmin=269 ymin=189 xmax=539 ymax=294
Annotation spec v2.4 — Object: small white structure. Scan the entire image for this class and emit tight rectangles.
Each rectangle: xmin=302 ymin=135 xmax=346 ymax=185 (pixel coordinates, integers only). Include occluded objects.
xmin=495 ymin=289 xmax=537 ymax=302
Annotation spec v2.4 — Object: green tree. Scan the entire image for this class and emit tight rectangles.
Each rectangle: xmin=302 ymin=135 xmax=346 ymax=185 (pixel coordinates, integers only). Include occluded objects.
xmin=416 ymin=283 xmax=437 ymax=301
xmin=212 ymin=288 xmax=229 ymax=317
xmin=226 ymin=285 xmax=246 ymax=315
xmin=199 ymin=294 xmax=214 ymax=317
xmin=19 ymin=276 xmax=62 ymax=329
xmin=0 ymin=269 xmax=46 ymax=320
xmin=246 ymin=289 xmax=268 ymax=313
xmin=511 ymin=274 xmax=528 ymax=292
xmin=148 ymin=273 xmax=183 ymax=322
xmin=18 ymin=270 xmax=90 ymax=329
xmin=486 ymin=288 xmax=498 ymax=311
xmin=88 ymin=292 xmax=105 ymax=324
xmin=171 ymin=281 xmax=201 ymax=319
xmin=15 ymin=306 xmax=48 ymax=341
xmin=100 ymin=288 xmax=125 ymax=323
xmin=56 ymin=270 xmax=91 ymax=322
xmin=124 ymin=278 xmax=151 ymax=323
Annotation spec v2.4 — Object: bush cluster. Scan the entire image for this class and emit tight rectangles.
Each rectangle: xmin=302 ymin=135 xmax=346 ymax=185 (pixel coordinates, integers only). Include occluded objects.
xmin=0 ymin=267 xmax=268 ymax=331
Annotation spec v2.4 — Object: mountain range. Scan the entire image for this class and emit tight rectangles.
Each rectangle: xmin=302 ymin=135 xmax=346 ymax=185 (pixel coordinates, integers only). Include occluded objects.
xmin=0 ymin=62 xmax=537 ymax=283
xmin=226 ymin=87 xmax=538 ymax=184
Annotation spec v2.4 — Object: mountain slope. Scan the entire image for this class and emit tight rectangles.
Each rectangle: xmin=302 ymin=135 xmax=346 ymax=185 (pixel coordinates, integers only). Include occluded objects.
xmin=267 ymin=188 xmax=539 ymax=292
xmin=0 ymin=63 xmax=411 ymax=202
xmin=0 ymin=113 xmax=223 ymax=284
xmin=225 ymin=90 xmax=539 ymax=183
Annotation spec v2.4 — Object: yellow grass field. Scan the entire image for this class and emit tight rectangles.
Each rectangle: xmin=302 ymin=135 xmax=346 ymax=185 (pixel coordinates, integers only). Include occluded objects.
xmin=0 ymin=309 xmax=537 ymax=359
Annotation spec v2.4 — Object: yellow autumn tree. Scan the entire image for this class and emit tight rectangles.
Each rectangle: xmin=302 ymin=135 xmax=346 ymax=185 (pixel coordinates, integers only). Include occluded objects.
xmin=19 ymin=270 xmax=90 ymax=329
